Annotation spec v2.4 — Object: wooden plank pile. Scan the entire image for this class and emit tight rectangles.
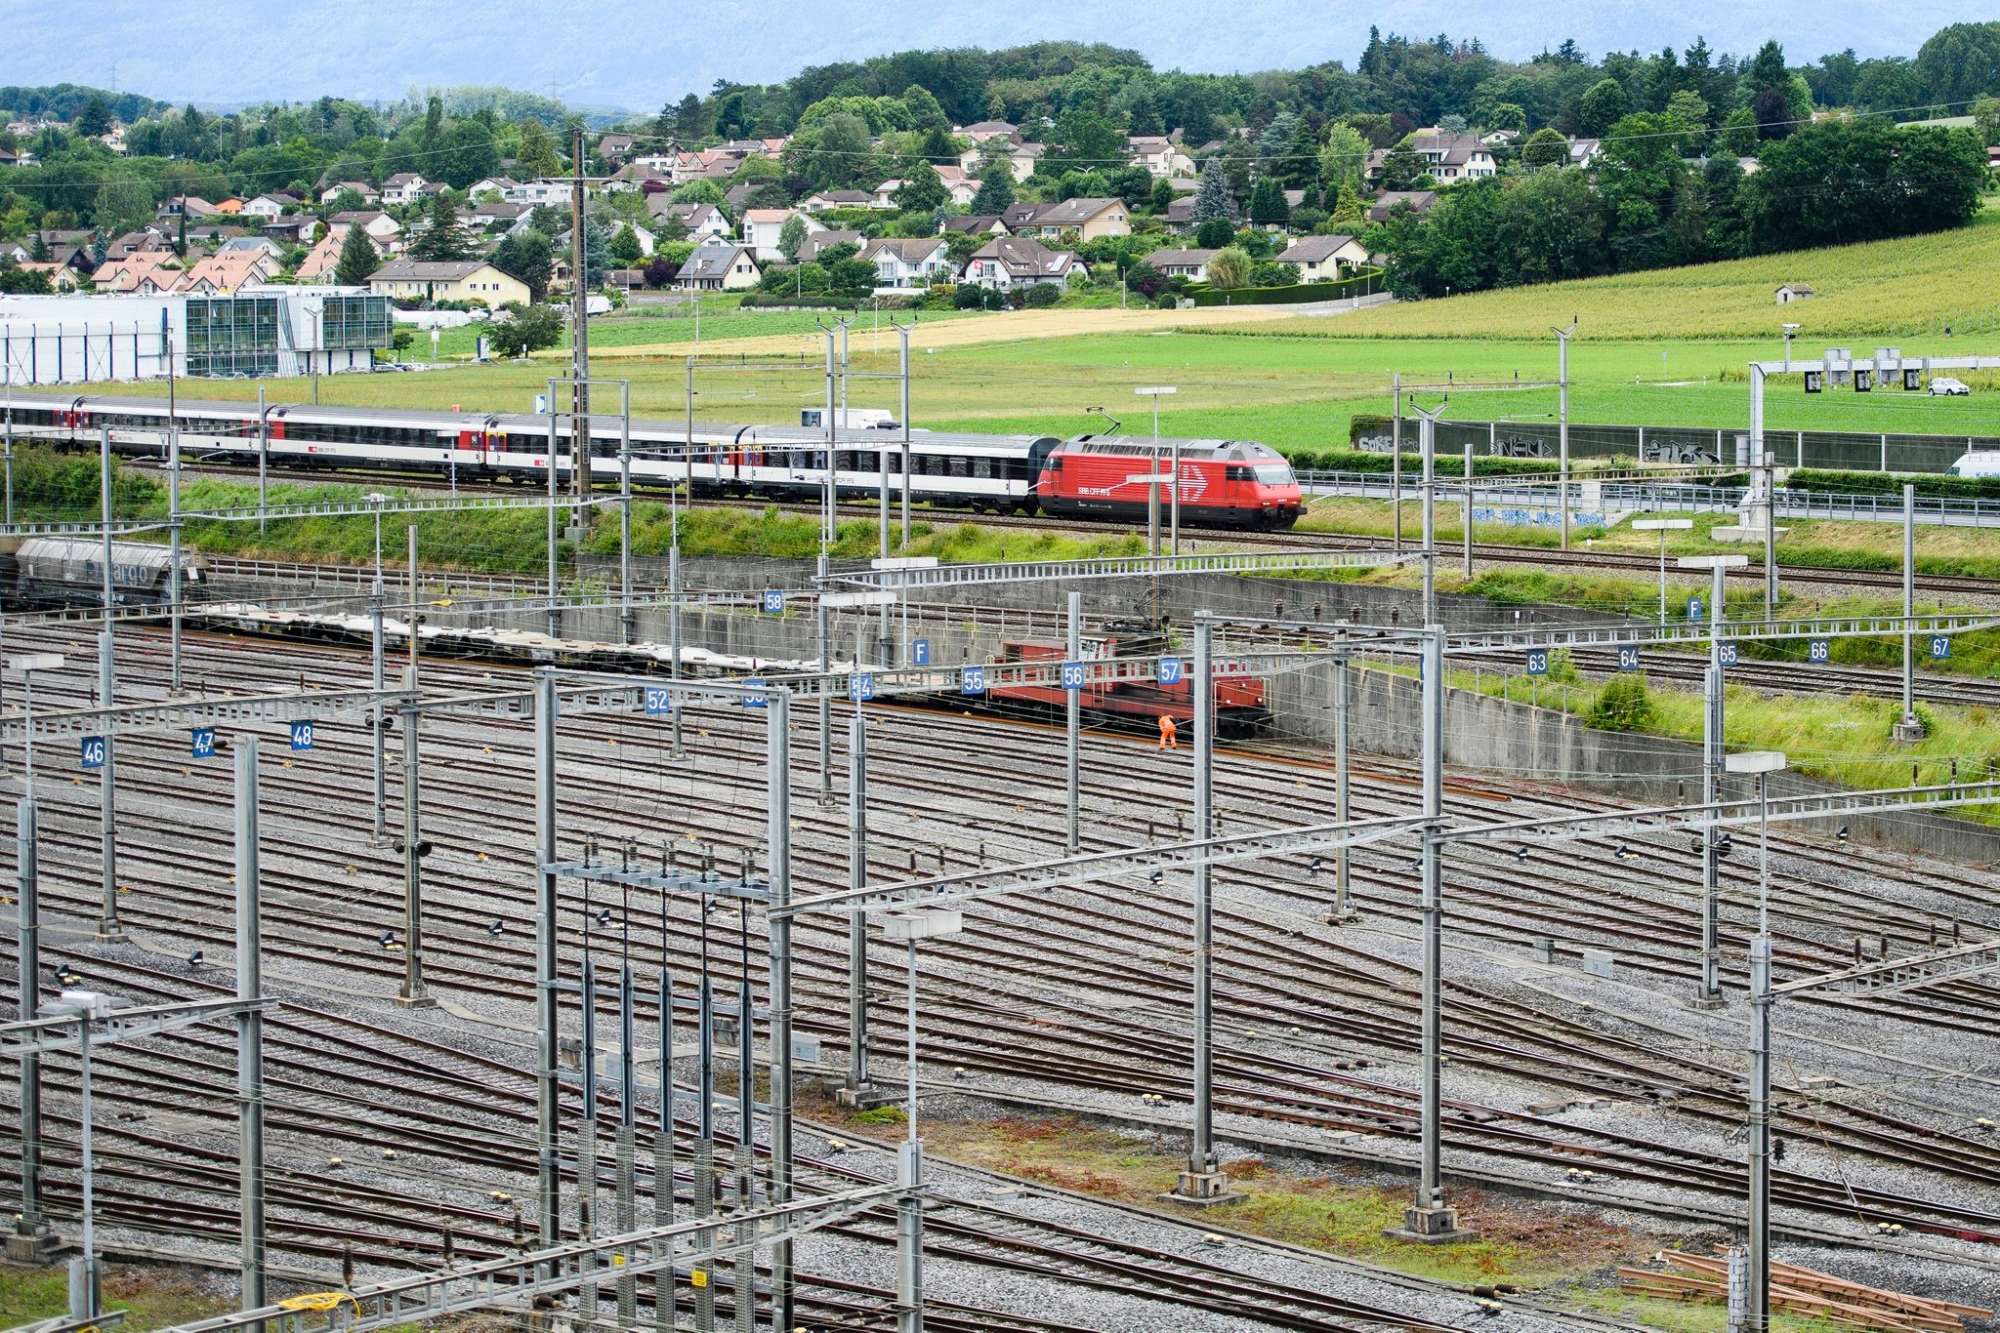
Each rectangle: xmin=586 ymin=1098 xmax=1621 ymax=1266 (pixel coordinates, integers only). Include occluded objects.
xmin=1618 ymin=1249 xmax=1992 ymax=1332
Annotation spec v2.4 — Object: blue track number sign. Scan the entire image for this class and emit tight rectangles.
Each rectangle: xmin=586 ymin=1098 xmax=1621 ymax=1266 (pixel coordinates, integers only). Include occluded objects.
xmin=1617 ymin=647 xmax=1641 ymax=672
xmin=849 ymin=673 xmax=875 ymax=703
xmin=743 ymin=679 xmax=768 ymax=709
xmin=1060 ymin=661 xmax=1086 ymax=691
xmin=191 ymin=728 xmax=216 ymax=759
xmin=1158 ymin=657 xmax=1184 ymax=685
xmin=960 ymin=666 xmax=987 ymax=695
xmin=760 ymin=590 xmax=784 ymax=614
xmin=290 ymin=720 xmax=315 ymax=751
xmin=1526 ymin=650 xmax=1548 ymax=677
xmin=1719 ymin=643 xmax=1739 ymax=667
xmin=644 ymin=686 xmax=673 ymax=715
xmin=1808 ymin=639 xmax=1830 ymax=664
xmin=80 ymin=736 xmax=105 ymax=771
xmin=1931 ymin=636 xmax=1952 ymax=660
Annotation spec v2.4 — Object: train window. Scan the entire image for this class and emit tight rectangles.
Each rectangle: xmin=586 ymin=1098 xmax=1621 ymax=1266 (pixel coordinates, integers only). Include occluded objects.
xmin=949 ymin=456 xmax=968 ymax=479
xmin=854 ymin=451 xmax=878 ymax=473
xmin=1253 ymin=463 xmax=1294 ymax=484
xmin=972 ymin=457 xmax=991 ymax=480
xmin=1225 ymin=466 xmax=1254 ymax=481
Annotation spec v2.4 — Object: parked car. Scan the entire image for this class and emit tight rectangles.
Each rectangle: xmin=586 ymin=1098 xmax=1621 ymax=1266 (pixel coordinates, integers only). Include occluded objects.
xmin=1929 ymin=376 xmax=1971 ymax=396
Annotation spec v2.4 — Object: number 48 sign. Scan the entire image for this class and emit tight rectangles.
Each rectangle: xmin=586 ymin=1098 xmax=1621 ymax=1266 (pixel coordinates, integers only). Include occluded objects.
xmin=290 ymin=720 xmax=315 ymax=752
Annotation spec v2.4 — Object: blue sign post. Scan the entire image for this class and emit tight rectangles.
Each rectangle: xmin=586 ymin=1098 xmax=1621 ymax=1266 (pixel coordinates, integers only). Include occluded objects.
xmin=959 ymin=666 xmax=987 ymax=695
xmin=644 ymin=686 xmax=673 ymax=715
xmin=290 ymin=720 xmax=315 ymax=752
xmin=912 ymin=639 xmax=930 ymax=667
xmin=191 ymin=728 xmax=216 ymax=760
xmin=760 ymin=590 xmax=784 ymax=615
xmin=1930 ymin=635 xmax=1952 ymax=660
xmin=1060 ymin=661 xmax=1086 ymax=691
xmin=1525 ymin=649 xmax=1549 ymax=677
xmin=1617 ymin=647 xmax=1641 ymax=672
xmin=1718 ymin=643 xmax=1739 ymax=667
xmin=743 ymin=679 xmax=768 ymax=709
xmin=1808 ymin=639 xmax=1830 ymax=664
xmin=848 ymin=673 xmax=875 ymax=703
xmin=1687 ymin=596 xmax=1704 ymax=624
xmin=1157 ymin=656 xmax=1184 ymax=686
xmin=80 ymin=737 xmax=105 ymax=771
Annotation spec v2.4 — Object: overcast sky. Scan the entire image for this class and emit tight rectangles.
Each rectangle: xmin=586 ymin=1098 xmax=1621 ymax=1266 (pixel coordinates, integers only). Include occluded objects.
xmin=11 ymin=0 xmax=1998 ymax=109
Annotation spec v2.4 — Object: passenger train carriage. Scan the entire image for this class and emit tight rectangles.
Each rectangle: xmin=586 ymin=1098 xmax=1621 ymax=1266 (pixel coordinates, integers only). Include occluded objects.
xmin=2 ymin=394 xmax=1302 ymax=528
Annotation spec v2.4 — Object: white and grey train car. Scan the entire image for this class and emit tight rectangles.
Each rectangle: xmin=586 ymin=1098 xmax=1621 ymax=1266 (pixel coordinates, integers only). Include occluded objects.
xmin=7 ymin=536 xmax=203 ymax=607
xmin=3 ymin=394 xmax=1064 ymax=515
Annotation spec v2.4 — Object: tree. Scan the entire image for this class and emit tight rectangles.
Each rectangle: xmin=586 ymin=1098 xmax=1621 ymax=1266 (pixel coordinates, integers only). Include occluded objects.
xmin=1917 ymin=22 xmax=2000 ymax=110
xmin=970 ymin=159 xmax=1015 ymax=214
xmin=672 ymin=178 xmax=729 ymax=209
xmin=1319 ymin=124 xmax=1370 ymax=193
xmin=783 ymin=111 xmax=876 ymax=190
xmin=643 ymin=255 xmax=676 ymax=288
xmin=672 ymin=93 xmax=705 ymax=143
xmin=1191 ymin=156 xmax=1234 ymax=224
xmin=0 ymin=258 xmax=53 ymax=295
xmin=1375 ymin=144 xmax=1432 ymax=190
xmin=901 ymin=84 xmax=949 ymax=134
xmin=488 ymin=302 xmax=565 ymax=356
xmin=893 ymin=161 xmax=948 ymax=213
xmin=421 ymin=94 xmax=444 ymax=151
xmin=1248 ymin=261 xmax=1299 ymax=288
xmin=1205 ymin=246 xmax=1251 ymax=289
xmin=777 ymin=213 xmax=809 ymax=262
xmin=1574 ymin=79 xmax=1631 ymax=137
xmin=91 ymin=177 xmax=152 ymax=233
xmin=409 ymin=193 xmax=474 ymax=261
xmin=73 ymin=96 xmax=113 ymax=138
xmin=1665 ymin=90 xmax=1711 ymax=130
xmin=609 ymin=224 xmax=644 ymax=266
xmin=440 ymin=119 xmax=500 ymax=189
xmin=1485 ymin=103 xmax=1528 ymax=133
xmin=1328 ymin=182 xmax=1365 ymax=228
xmin=516 ymin=119 xmax=563 ymax=178
xmin=1975 ymin=97 xmax=2000 ymax=147
xmin=1043 ymin=105 xmax=1123 ymax=176
xmin=578 ymin=215 xmax=612 ymax=291
xmin=1717 ymin=109 xmax=1759 ymax=157
xmin=1522 ymin=127 xmax=1570 ymax=169
xmin=1247 ymin=177 xmax=1289 ymax=227
xmin=334 ymin=225 xmax=381 ymax=287
xmin=1194 ymin=217 xmax=1235 ymax=249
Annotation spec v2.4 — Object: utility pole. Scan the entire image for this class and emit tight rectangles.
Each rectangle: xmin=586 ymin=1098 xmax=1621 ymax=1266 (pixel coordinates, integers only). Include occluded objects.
xmin=898 ymin=322 xmax=913 ymax=549
xmin=1681 ymin=554 xmax=1744 ymax=1009
xmin=1899 ymin=484 xmax=1919 ymax=739
xmin=1066 ymin=592 xmax=1081 ymax=856
xmin=534 ymin=670 xmax=561 ymax=1258
xmin=570 ymin=126 xmax=592 ymax=506
xmin=235 ymin=740 xmax=265 ymax=1313
xmin=766 ymin=690 xmax=796 ymax=1331
xmin=1329 ymin=628 xmax=1356 ymax=924
xmin=817 ymin=596 xmax=832 ymax=806
xmin=840 ymin=714 xmax=882 ymax=1107
xmin=1407 ymin=396 xmax=1448 ymax=628
xmin=1552 ymin=318 xmax=1575 ymax=552
xmin=399 ymin=525 xmax=431 ymax=1009
xmin=95 ymin=427 xmax=120 ymax=940
xmin=1390 ymin=372 xmax=1402 ymax=552
xmin=13 ymin=797 xmax=47 ymax=1262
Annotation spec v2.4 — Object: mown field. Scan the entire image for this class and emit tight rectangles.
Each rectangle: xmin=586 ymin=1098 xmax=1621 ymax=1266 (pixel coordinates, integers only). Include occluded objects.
xmin=1242 ymin=207 xmax=2000 ymax=341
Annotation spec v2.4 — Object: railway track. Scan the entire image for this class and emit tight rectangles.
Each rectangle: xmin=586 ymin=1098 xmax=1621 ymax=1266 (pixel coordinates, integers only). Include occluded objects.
xmin=0 ymin=620 xmax=1996 ymax=1333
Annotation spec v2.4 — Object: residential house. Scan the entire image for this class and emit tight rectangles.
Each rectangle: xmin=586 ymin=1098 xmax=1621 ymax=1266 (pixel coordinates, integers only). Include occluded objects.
xmin=467 ymin=199 xmax=534 ymax=231
xmin=1128 ymin=136 xmax=1195 ymax=178
xmin=1145 ymin=247 xmax=1219 ymax=281
xmin=675 ymin=238 xmax=760 ymax=291
xmin=295 ymin=232 xmax=344 ymax=283
xmin=961 ymin=236 xmax=1085 ymax=291
xmin=0 ymin=149 xmax=18 ymax=169
xmin=1013 ymin=197 xmax=1129 ymax=241
xmin=18 ymin=263 xmax=80 ymax=291
xmin=801 ymin=189 xmax=874 ymax=213
xmin=870 ymin=179 xmax=912 ymax=209
xmin=1276 ymin=234 xmax=1369 ymax=279
xmin=1567 ymin=138 xmax=1603 ymax=168
xmin=1367 ymin=131 xmax=1496 ymax=183
xmin=555 ymin=223 xmax=657 ymax=257
xmin=368 ymin=258 xmax=529 ymax=305
xmin=0 ymin=241 xmax=26 ymax=263
xmin=219 ymin=235 xmax=288 ymax=262
xmin=466 ymin=177 xmax=520 ymax=199
xmin=941 ymin=215 xmax=1008 ymax=238
xmin=1479 ymin=128 xmax=1520 ymax=147
xmin=934 ymin=166 xmax=981 ymax=207
xmin=796 ymin=230 xmax=863 ymax=264
xmin=1775 ymin=284 xmax=1815 ymax=305
xmin=331 ymin=211 xmax=404 ymax=248
xmin=260 ymin=216 xmax=318 ymax=246
xmin=242 ymin=194 xmax=294 ymax=220
xmin=647 ymin=199 xmax=730 ymax=240
xmin=414 ymin=181 xmax=450 ymax=201
xmin=380 ymin=174 xmax=427 ymax=207
xmin=103 ymin=230 xmax=170 ymax=262
xmin=212 ymin=198 xmax=245 ymax=215
xmin=596 ymin=133 xmax=637 ymax=165
xmin=606 ymin=164 xmax=670 ymax=194
xmin=1161 ymin=197 xmax=1197 ymax=233
xmin=157 ymin=196 xmax=218 ymax=221
xmin=89 ymin=251 xmax=184 ymax=293
xmin=1366 ymin=191 xmax=1438 ymax=223
xmin=742 ymin=208 xmax=821 ymax=262
xmin=858 ymin=236 xmax=952 ymax=289
xmin=177 ymin=249 xmax=276 ymax=293
xmin=958 ymin=120 xmax=1018 ymax=144
xmin=319 ymin=180 xmax=378 ymax=204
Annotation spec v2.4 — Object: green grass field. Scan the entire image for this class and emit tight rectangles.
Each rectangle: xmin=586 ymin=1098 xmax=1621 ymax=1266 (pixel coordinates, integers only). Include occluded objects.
xmin=97 ymin=206 xmax=2000 ymax=455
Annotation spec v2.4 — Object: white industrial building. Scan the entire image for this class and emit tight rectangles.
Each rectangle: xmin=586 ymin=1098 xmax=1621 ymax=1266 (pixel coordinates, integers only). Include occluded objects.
xmin=0 ymin=288 xmax=394 ymax=386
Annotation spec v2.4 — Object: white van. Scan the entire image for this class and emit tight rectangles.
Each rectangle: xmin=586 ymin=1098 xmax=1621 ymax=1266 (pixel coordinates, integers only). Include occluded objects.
xmin=1946 ymin=450 xmax=2000 ymax=479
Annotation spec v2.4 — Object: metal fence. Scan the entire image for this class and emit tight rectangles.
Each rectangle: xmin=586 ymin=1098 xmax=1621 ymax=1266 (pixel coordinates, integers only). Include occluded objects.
xmin=1358 ymin=419 xmax=2000 ymax=475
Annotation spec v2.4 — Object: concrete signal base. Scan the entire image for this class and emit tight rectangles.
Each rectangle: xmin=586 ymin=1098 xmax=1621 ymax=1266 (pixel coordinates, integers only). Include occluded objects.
xmin=1159 ymin=1170 xmax=1246 ymax=1208
xmin=1384 ymin=1205 xmax=1479 ymax=1244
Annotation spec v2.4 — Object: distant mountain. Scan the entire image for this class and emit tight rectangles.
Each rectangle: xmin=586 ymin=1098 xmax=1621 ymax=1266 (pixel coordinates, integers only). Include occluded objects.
xmin=4 ymin=0 xmax=1981 ymax=108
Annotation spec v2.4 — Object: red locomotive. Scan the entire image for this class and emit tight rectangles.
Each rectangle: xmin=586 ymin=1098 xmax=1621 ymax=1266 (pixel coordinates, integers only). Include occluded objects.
xmin=1034 ymin=434 xmax=1303 ymax=530
xmin=987 ymin=622 xmax=1270 ymax=736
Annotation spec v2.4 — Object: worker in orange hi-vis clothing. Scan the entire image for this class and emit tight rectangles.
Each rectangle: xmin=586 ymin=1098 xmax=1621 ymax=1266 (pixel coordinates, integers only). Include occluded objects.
xmin=1158 ymin=714 xmax=1179 ymax=750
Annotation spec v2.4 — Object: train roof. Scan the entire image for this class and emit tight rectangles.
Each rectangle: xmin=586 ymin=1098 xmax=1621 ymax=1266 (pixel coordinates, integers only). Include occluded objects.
xmin=17 ymin=536 xmax=192 ymax=568
xmin=17 ymin=394 xmax=1059 ymax=451
xmin=1055 ymin=433 xmax=1284 ymax=461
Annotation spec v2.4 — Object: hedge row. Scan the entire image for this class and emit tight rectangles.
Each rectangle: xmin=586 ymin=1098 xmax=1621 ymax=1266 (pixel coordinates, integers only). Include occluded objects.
xmin=1787 ymin=467 xmax=2000 ymax=500
xmin=1183 ymin=272 xmax=1382 ymax=307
